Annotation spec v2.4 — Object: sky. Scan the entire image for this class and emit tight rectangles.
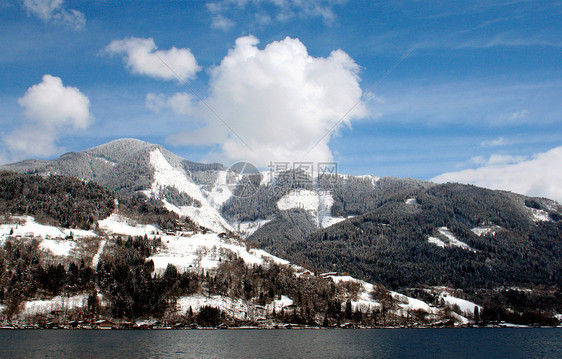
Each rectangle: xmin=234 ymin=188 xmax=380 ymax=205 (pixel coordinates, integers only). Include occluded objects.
xmin=1 ymin=0 xmax=561 ymax=202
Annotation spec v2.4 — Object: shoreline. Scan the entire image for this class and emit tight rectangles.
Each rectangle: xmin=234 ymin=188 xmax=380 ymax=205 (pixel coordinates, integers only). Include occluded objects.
xmin=1 ymin=324 xmax=559 ymax=330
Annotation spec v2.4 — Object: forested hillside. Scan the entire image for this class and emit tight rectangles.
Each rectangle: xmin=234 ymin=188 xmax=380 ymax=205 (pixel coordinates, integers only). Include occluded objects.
xmin=222 ymin=173 xmax=431 ymax=223
xmin=0 ymin=171 xmax=114 ymax=229
xmin=0 ymin=171 xmax=189 ymax=231
xmin=256 ymin=183 xmax=562 ymax=292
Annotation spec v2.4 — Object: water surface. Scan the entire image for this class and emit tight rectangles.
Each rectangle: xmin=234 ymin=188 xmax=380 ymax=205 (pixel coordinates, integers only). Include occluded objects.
xmin=0 ymin=328 xmax=560 ymax=358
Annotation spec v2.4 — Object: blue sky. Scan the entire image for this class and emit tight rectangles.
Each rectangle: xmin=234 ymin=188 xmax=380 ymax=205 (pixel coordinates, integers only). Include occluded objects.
xmin=1 ymin=1 xmax=561 ymax=201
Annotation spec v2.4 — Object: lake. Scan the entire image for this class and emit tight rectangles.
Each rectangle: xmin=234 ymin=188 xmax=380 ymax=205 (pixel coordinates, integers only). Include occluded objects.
xmin=0 ymin=328 xmax=560 ymax=358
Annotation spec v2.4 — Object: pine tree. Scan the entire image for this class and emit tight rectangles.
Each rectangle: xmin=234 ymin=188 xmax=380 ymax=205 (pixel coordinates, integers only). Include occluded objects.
xmin=474 ymin=306 xmax=480 ymax=323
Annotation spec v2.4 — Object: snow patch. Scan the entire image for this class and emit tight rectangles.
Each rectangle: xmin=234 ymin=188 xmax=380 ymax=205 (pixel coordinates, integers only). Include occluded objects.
xmin=428 ymin=236 xmax=446 ymax=248
xmin=21 ymin=294 xmax=88 ymax=316
xmin=98 ymin=213 xmax=159 ymax=237
xmin=96 ymin=157 xmax=116 ymax=166
xmin=405 ymin=198 xmax=418 ymax=204
xmin=449 ymin=312 xmax=470 ymax=325
xmin=92 ymin=239 xmax=107 ymax=268
xmin=471 ymin=225 xmax=502 ymax=236
xmin=327 ymin=275 xmax=382 ymax=312
xmin=327 ymin=275 xmax=444 ymax=315
xmin=0 ymin=216 xmax=95 ymax=239
xmin=277 ymin=189 xmax=346 ymax=228
xmin=266 ymin=295 xmax=294 ymax=312
xmin=355 ymin=175 xmax=381 ymax=186
xmin=40 ymin=238 xmax=76 ymax=256
xmin=428 ymin=227 xmax=476 ymax=252
xmin=390 ymin=291 xmax=438 ymax=314
xmin=148 ymin=232 xmax=290 ymax=275
xmin=321 ymin=216 xmax=347 ymax=228
xmin=235 ymin=219 xmax=271 ymax=239
xmin=204 ymin=171 xmax=233 ymax=209
xmin=527 ymin=207 xmax=553 ymax=222
xmin=161 ymin=199 xmax=233 ymax=234
xmin=439 ymin=292 xmax=481 ymax=316
xmin=176 ymin=294 xmax=263 ymax=321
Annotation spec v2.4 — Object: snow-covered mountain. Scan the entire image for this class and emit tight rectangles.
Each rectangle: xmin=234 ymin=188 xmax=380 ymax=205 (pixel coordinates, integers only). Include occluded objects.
xmin=2 ymin=139 xmax=234 ymax=233
xmin=2 ymin=139 xmax=561 ymax=327
xmin=1 ymin=138 xmax=414 ymax=236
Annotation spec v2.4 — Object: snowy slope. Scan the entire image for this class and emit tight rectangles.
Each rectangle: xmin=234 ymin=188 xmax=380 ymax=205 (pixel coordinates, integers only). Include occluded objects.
xmin=0 ymin=216 xmax=96 ymax=257
xmin=325 ymin=275 xmax=447 ymax=320
xmin=177 ymin=294 xmax=261 ymax=321
xmin=203 ymin=170 xmax=233 ymax=209
xmin=527 ymin=207 xmax=553 ymax=222
xmin=146 ymin=149 xmax=233 ymax=233
xmin=327 ymin=275 xmax=382 ymax=313
xmin=0 ymin=214 xmax=472 ymax=326
xmin=40 ymin=238 xmax=76 ymax=256
xmin=439 ymin=292 xmax=482 ymax=316
xmin=148 ymin=231 xmax=290 ymax=275
xmin=0 ymin=216 xmax=96 ymax=240
xmin=236 ymin=219 xmax=272 ymax=239
xmin=277 ymin=189 xmax=346 ymax=228
xmin=98 ymin=213 xmax=159 ymax=236
xmin=21 ymin=294 xmax=88 ymax=317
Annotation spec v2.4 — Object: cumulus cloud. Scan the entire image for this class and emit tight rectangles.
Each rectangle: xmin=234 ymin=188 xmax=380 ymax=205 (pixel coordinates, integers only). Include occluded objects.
xmin=432 ymin=146 xmax=562 ymax=203
xmin=106 ymin=37 xmax=201 ymax=82
xmin=17 ymin=75 xmax=90 ymax=128
xmin=23 ymin=0 xmax=85 ymax=29
xmin=2 ymin=74 xmax=92 ymax=158
xmin=167 ymin=35 xmax=367 ymax=167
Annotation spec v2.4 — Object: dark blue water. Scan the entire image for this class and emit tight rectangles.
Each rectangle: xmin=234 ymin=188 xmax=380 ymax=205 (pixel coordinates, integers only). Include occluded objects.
xmin=0 ymin=328 xmax=560 ymax=358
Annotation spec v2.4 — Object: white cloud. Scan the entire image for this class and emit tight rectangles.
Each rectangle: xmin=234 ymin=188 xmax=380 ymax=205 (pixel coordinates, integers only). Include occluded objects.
xmin=206 ymin=0 xmax=345 ymax=29
xmin=145 ymin=93 xmax=166 ymax=112
xmin=504 ymin=109 xmax=528 ymax=122
xmin=374 ymin=81 xmax=559 ymax=127
xmin=167 ymin=35 xmax=367 ymax=167
xmin=146 ymin=92 xmax=194 ymax=115
xmin=480 ymin=137 xmax=508 ymax=147
xmin=211 ymin=14 xmax=235 ymax=31
xmin=106 ymin=37 xmax=201 ymax=82
xmin=4 ymin=126 xmax=59 ymax=157
xmin=433 ymin=146 xmax=562 ymax=203
xmin=167 ymin=93 xmax=194 ymax=115
xmin=23 ymin=0 xmax=85 ymax=29
xmin=17 ymin=75 xmax=91 ymax=129
xmin=2 ymin=74 xmax=92 ymax=158
xmin=469 ymin=154 xmax=526 ymax=166
xmin=455 ymin=33 xmax=562 ymax=49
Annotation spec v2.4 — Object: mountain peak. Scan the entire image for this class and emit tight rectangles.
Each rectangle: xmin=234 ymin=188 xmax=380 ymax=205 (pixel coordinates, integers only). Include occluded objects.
xmin=85 ymin=138 xmax=154 ymax=162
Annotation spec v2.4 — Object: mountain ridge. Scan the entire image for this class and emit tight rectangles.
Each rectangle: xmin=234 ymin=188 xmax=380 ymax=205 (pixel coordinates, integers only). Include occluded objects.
xmin=1 ymin=138 xmax=561 ymax=326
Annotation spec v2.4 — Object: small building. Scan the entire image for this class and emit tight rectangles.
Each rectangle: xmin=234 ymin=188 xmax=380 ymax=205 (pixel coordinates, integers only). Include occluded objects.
xmin=93 ymin=319 xmax=114 ymax=329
